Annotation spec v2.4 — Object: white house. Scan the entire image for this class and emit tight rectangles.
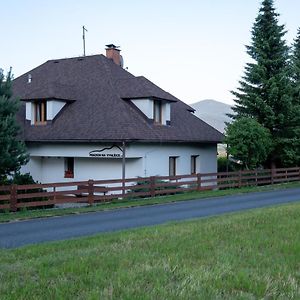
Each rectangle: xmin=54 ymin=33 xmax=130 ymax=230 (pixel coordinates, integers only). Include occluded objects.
xmin=13 ymin=44 xmax=223 ymax=183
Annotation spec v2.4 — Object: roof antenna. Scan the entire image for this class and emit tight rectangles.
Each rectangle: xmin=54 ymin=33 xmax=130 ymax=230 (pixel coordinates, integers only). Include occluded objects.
xmin=82 ymin=26 xmax=88 ymax=56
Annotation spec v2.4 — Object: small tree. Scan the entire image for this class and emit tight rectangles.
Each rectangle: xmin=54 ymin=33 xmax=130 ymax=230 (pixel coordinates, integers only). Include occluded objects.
xmin=0 ymin=68 xmax=28 ymax=183
xmin=225 ymin=118 xmax=272 ymax=170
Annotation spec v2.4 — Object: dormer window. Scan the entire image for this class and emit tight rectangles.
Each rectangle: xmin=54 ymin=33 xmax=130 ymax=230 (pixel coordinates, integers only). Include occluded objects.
xmin=153 ymin=100 xmax=162 ymax=124
xmin=130 ymin=98 xmax=171 ymax=125
xmin=34 ymin=101 xmax=47 ymax=125
xmin=25 ymin=99 xmax=68 ymax=125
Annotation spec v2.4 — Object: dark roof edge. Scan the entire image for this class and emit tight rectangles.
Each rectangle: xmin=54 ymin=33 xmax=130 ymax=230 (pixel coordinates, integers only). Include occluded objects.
xmin=20 ymin=97 xmax=76 ymax=102
xmin=25 ymin=139 xmax=223 ymax=144
xmin=122 ymin=96 xmax=177 ymax=102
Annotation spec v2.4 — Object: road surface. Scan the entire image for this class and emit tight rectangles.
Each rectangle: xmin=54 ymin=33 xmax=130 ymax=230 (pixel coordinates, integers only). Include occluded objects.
xmin=1 ymin=187 xmax=300 ymax=248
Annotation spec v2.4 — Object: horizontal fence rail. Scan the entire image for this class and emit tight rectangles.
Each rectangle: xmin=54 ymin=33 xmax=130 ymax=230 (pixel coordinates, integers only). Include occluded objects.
xmin=0 ymin=167 xmax=299 ymax=212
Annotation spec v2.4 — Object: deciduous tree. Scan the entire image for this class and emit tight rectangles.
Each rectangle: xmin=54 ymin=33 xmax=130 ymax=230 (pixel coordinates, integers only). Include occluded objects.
xmin=225 ymin=118 xmax=272 ymax=170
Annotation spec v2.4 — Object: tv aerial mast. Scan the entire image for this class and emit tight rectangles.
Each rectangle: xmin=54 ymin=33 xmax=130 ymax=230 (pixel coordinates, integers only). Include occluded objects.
xmin=82 ymin=26 xmax=88 ymax=56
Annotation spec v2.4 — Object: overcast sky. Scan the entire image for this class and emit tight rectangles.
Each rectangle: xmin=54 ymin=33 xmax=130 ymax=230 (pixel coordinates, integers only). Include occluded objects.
xmin=1 ymin=0 xmax=299 ymax=105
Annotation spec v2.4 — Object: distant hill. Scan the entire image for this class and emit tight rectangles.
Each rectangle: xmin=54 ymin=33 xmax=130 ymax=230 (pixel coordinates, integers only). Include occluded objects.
xmin=191 ymin=99 xmax=233 ymax=133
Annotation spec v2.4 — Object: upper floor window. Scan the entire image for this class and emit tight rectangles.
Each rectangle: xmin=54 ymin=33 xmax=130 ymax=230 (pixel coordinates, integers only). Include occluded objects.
xmin=34 ymin=101 xmax=47 ymax=125
xmin=153 ymin=100 xmax=162 ymax=124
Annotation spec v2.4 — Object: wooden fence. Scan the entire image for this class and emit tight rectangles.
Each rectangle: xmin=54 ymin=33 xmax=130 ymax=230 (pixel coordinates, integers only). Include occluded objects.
xmin=0 ymin=167 xmax=299 ymax=212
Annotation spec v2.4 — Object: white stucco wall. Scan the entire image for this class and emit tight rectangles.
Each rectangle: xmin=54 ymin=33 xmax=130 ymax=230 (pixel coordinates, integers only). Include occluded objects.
xmin=25 ymin=102 xmax=31 ymax=120
xmin=132 ymin=143 xmax=217 ymax=177
xmin=22 ymin=142 xmax=217 ymax=183
xmin=131 ymin=98 xmax=153 ymax=119
xmin=20 ymin=156 xmax=42 ymax=182
xmin=47 ymin=100 xmax=66 ymax=120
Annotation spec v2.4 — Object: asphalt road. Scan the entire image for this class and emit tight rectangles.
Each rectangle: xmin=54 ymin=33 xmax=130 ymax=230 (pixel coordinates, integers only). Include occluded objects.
xmin=1 ymin=187 xmax=300 ymax=249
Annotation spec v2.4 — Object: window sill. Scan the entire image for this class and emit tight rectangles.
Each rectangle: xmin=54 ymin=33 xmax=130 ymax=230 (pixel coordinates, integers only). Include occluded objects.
xmin=64 ymin=173 xmax=74 ymax=178
xmin=34 ymin=121 xmax=47 ymax=126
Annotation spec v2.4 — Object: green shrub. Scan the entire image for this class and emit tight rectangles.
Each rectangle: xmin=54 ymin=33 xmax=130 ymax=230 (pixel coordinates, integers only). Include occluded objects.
xmin=129 ymin=177 xmax=179 ymax=198
xmin=0 ymin=173 xmax=52 ymax=212
xmin=218 ymin=157 xmax=241 ymax=172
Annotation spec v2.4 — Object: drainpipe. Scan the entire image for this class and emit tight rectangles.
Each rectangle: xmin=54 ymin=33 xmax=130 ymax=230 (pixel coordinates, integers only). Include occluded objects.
xmin=122 ymin=141 xmax=126 ymax=197
xmin=226 ymin=143 xmax=229 ymax=173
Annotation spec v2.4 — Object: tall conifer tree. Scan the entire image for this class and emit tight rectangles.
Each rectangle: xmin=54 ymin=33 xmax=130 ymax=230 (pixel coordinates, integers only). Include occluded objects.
xmin=231 ymin=0 xmax=294 ymax=167
xmin=0 ymin=69 xmax=28 ymax=182
xmin=289 ymin=28 xmax=300 ymax=165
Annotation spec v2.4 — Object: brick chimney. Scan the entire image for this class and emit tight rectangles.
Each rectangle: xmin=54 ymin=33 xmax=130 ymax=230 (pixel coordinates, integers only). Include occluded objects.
xmin=105 ymin=44 xmax=123 ymax=67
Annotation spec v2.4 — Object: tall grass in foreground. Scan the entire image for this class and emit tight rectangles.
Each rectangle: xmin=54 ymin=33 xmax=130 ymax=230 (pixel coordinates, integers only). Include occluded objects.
xmin=1 ymin=202 xmax=300 ymax=299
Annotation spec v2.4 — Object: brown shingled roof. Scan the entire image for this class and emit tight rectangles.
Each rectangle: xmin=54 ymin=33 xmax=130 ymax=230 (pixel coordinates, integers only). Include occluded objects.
xmin=13 ymin=54 xmax=224 ymax=143
xmin=19 ymin=81 xmax=78 ymax=101
xmin=115 ymin=76 xmax=178 ymax=102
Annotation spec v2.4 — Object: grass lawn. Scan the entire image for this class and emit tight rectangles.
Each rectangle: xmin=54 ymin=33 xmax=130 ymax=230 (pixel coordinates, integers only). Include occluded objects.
xmin=1 ymin=202 xmax=300 ymax=299
xmin=1 ymin=181 xmax=300 ymax=223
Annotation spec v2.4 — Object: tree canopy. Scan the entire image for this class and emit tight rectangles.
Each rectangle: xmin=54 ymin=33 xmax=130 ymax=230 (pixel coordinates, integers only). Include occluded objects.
xmin=230 ymin=0 xmax=299 ymax=167
xmin=225 ymin=117 xmax=272 ymax=170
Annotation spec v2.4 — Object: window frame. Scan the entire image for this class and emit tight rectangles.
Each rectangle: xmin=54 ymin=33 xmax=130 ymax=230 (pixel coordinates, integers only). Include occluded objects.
xmin=34 ymin=100 xmax=47 ymax=125
xmin=191 ymin=155 xmax=198 ymax=174
xmin=153 ymin=100 xmax=163 ymax=124
xmin=169 ymin=156 xmax=177 ymax=177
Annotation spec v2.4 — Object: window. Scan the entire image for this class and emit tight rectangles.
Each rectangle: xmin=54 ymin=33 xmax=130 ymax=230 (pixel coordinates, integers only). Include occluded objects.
xmin=191 ymin=155 xmax=198 ymax=174
xmin=34 ymin=101 xmax=47 ymax=124
xmin=64 ymin=157 xmax=74 ymax=178
xmin=169 ymin=156 xmax=177 ymax=176
xmin=153 ymin=100 xmax=162 ymax=124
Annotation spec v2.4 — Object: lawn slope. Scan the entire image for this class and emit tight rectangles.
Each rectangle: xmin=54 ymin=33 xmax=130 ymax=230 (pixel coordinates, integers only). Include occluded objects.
xmin=1 ymin=202 xmax=300 ymax=299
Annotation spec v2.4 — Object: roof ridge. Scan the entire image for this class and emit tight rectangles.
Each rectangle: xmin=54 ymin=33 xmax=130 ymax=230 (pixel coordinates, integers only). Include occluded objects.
xmin=47 ymin=54 xmax=105 ymax=62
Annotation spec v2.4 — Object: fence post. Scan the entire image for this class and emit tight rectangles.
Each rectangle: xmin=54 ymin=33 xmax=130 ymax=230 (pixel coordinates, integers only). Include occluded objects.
xmin=150 ymin=176 xmax=156 ymax=197
xmin=271 ymin=168 xmax=275 ymax=185
xmin=197 ymin=173 xmax=202 ymax=191
xmin=10 ymin=184 xmax=17 ymax=212
xmin=255 ymin=170 xmax=258 ymax=186
xmin=122 ymin=178 xmax=125 ymax=198
xmin=88 ymin=179 xmax=94 ymax=205
xmin=53 ymin=186 xmax=56 ymax=202
xmin=238 ymin=170 xmax=242 ymax=188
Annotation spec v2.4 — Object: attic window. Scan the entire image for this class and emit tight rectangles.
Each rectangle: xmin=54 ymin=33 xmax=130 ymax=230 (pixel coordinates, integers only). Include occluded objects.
xmin=34 ymin=101 xmax=47 ymax=125
xmin=153 ymin=100 xmax=162 ymax=124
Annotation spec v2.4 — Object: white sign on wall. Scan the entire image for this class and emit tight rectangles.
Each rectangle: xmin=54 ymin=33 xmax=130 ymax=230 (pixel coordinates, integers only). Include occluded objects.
xmin=89 ymin=145 xmax=122 ymax=158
